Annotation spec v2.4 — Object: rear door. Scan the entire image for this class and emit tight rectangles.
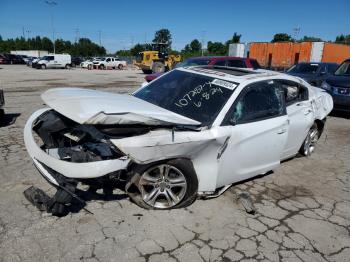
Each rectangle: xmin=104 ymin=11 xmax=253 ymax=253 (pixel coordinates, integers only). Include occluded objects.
xmin=217 ymin=80 xmax=288 ymax=187
xmin=278 ymin=80 xmax=314 ymax=159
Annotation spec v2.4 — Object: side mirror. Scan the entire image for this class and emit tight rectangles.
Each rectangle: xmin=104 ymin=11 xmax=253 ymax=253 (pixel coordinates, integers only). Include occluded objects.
xmin=229 ymin=119 xmax=237 ymax=126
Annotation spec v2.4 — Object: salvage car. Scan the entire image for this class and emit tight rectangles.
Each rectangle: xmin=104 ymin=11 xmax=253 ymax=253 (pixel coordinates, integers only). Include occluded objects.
xmin=320 ymin=58 xmax=350 ymax=112
xmin=24 ymin=66 xmax=333 ymax=213
xmin=287 ymin=62 xmax=339 ymax=87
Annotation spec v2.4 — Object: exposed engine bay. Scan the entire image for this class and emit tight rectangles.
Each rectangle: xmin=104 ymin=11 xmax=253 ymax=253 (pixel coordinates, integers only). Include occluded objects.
xmin=32 ymin=110 xmax=154 ymax=163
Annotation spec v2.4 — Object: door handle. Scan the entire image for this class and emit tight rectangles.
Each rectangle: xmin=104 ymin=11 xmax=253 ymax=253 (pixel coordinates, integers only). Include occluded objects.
xmin=277 ymin=126 xmax=288 ymax=134
xmin=277 ymin=129 xmax=287 ymax=134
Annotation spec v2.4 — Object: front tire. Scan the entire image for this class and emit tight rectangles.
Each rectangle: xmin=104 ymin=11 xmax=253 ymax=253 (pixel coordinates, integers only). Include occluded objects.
xmin=126 ymin=159 xmax=198 ymax=209
xmin=118 ymin=64 xmax=123 ymax=70
xmin=300 ymin=123 xmax=319 ymax=156
xmin=65 ymin=64 xmax=71 ymax=69
xmin=41 ymin=64 xmax=46 ymax=69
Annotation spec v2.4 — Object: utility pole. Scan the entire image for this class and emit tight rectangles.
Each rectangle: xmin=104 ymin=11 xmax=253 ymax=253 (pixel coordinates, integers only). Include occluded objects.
xmin=200 ymin=30 xmax=206 ymax=56
xmin=293 ymin=26 xmax=301 ymax=41
xmin=45 ymin=0 xmax=57 ymax=53
xmin=22 ymin=27 xmax=25 ymax=38
xmin=26 ymin=30 xmax=31 ymax=49
xmin=74 ymin=28 xmax=80 ymax=43
xmin=130 ymin=35 xmax=134 ymax=48
xmin=98 ymin=30 xmax=102 ymax=46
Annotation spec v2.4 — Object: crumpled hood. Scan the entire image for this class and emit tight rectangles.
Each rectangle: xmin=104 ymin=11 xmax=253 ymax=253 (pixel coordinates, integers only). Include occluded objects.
xmin=41 ymin=88 xmax=201 ymax=126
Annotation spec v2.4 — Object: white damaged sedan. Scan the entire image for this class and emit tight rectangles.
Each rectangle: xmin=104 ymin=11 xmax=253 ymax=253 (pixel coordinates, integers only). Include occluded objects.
xmin=24 ymin=66 xmax=333 ymax=211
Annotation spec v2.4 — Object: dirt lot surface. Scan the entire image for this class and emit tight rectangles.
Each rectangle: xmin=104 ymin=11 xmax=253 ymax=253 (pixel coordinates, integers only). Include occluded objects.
xmin=0 ymin=65 xmax=350 ymax=262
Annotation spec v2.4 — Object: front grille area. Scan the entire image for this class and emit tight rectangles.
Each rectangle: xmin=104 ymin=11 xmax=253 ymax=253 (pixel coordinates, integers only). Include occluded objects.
xmin=333 ymin=86 xmax=350 ymax=96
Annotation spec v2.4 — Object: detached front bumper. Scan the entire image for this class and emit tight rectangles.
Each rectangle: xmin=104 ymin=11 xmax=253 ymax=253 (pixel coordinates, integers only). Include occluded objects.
xmin=24 ymin=108 xmax=130 ymax=185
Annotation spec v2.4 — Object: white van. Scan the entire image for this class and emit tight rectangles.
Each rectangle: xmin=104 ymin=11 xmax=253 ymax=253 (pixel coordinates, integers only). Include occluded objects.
xmin=36 ymin=54 xmax=71 ymax=69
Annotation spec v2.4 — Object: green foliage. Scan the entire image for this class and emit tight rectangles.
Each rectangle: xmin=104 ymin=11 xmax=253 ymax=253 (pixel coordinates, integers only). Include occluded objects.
xmin=335 ymin=34 xmax=350 ymax=45
xmin=153 ymin=29 xmax=172 ymax=49
xmin=115 ymin=49 xmax=131 ymax=57
xmin=300 ymin=36 xmax=323 ymax=42
xmin=272 ymin=33 xmax=293 ymax=42
xmin=226 ymin=32 xmax=241 ymax=46
xmin=0 ymin=35 xmax=106 ymax=57
xmin=207 ymin=41 xmax=227 ymax=56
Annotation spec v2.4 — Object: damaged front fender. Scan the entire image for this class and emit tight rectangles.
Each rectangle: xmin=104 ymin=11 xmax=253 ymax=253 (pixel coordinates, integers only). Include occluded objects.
xmin=111 ymin=127 xmax=232 ymax=192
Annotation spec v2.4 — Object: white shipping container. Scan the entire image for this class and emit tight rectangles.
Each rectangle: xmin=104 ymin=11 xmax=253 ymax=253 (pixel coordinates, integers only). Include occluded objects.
xmin=229 ymin=43 xmax=248 ymax=57
xmin=10 ymin=50 xmax=49 ymax=57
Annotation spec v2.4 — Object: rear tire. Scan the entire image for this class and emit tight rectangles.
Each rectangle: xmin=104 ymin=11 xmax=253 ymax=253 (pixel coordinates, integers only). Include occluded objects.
xmin=0 ymin=109 xmax=4 ymax=124
xmin=152 ymin=62 xmax=165 ymax=73
xmin=299 ymin=123 xmax=319 ymax=156
xmin=126 ymin=159 xmax=198 ymax=210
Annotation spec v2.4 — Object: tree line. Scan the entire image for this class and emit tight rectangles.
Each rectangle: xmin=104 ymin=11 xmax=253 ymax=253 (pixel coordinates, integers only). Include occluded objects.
xmin=1 ymin=29 xmax=349 ymax=58
xmin=117 ymin=29 xmax=350 ymax=59
xmin=0 ymin=35 xmax=106 ymax=57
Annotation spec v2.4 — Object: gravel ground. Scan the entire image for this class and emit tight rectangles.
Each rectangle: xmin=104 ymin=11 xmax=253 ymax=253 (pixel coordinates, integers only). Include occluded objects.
xmin=0 ymin=65 xmax=349 ymax=262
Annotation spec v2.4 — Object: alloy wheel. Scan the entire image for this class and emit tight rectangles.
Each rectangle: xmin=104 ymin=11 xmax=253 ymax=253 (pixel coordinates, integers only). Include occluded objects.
xmin=303 ymin=126 xmax=319 ymax=156
xmin=138 ymin=164 xmax=187 ymax=209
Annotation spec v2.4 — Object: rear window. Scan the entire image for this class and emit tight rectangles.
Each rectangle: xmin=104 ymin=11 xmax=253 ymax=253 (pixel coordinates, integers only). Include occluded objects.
xmin=288 ymin=63 xmax=319 ymax=74
xmin=249 ymin=59 xmax=261 ymax=69
xmin=227 ymin=59 xmax=246 ymax=68
xmin=134 ymin=70 xmax=236 ymax=126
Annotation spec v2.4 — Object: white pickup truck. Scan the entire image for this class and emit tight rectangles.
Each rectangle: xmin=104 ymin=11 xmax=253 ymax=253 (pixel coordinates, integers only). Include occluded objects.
xmin=91 ymin=57 xmax=127 ymax=69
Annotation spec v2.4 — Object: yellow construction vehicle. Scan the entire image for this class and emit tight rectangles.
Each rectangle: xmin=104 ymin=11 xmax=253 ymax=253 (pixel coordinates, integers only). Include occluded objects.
xmin=134 ymin=43 xmax=181 ymax=74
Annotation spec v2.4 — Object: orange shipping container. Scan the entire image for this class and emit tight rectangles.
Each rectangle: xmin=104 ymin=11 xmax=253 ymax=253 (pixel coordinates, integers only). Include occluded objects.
xmin=322 ymin=43 xmax=350 ymax=64
xmin=249 ymin=42 xmax=350 ymax=69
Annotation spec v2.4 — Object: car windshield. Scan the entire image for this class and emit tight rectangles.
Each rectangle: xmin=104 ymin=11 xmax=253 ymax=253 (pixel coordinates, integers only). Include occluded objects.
xmin=41 ymin=56 xmax=49 ymax=60
xmin=178 ymin=58 xmax=211 ymax=67
xmin=334 ymin=61 xmax=350 ymax=76
xmin=287 ymin=63 xmax=319 ymax=74
xmin=134 ymin=70 xmax=236 ymax=126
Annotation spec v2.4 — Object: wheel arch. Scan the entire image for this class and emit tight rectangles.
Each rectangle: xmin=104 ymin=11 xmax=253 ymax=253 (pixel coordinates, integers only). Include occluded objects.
xmin=314 ymin=118 xmax=326 ymax=138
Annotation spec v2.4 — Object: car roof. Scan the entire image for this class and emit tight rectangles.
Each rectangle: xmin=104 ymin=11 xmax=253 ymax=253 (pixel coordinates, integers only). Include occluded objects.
xmin=178 ymin=66 xmax=288 ymax=84
xmin=188 ymin=56 xmax=252 ymax=61
xmin=297 ymin=62 xmax=338 ymax=65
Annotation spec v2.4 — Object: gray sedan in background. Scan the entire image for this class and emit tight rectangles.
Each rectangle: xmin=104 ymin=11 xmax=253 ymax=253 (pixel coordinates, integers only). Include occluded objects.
xmin=287 ymin=62 xmax=338 ymax=86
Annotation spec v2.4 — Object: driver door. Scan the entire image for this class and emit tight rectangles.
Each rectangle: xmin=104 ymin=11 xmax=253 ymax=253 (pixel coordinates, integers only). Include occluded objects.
xmin=217 ymin=80 xmax=288 ymax=187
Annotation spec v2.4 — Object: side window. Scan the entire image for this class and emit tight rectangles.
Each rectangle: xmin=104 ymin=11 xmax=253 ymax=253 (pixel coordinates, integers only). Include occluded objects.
xmin=328 ymin=64 xmax=338 ymax=74
xmin=106 ymin=58 xmax=111 ymax=62
xmin=223 ymin=80 xmax=285 ymax=125
xmin=214 ymin=60 xmax=226 ymax=66
xmin=48 ymin=56 xmax=54 ymax=61
xmin=278 ymin=80 xmax=308 ymax=106
xmin=249 ymin=59 xmax=261 ymax=69
xmin=227 ymin=59 xmax=246 ymax=68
